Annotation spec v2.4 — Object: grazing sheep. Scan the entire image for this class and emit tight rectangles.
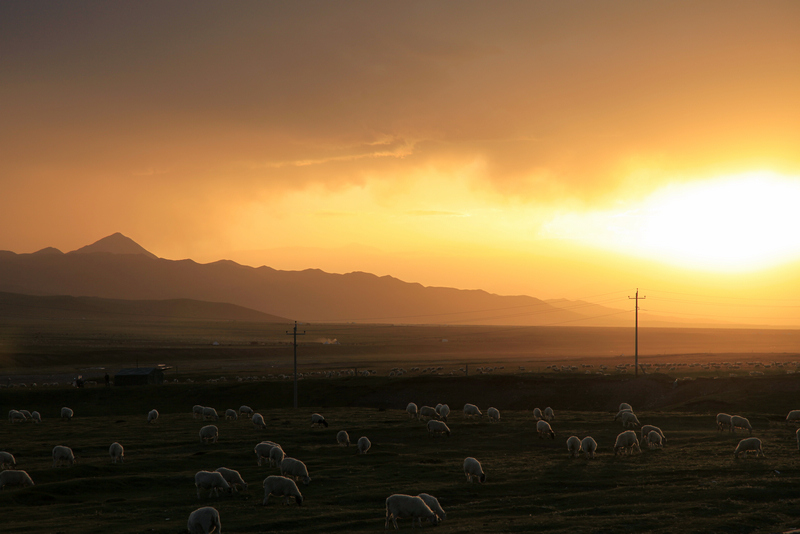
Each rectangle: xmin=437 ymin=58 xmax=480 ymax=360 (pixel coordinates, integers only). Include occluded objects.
xmin=262 ymin=475 xmax=303 ymax=506
xmin=385 ymin=494 xmax=439 ymax=530
xmin=646 ymin=430 xmax=663 ymax=449
xmin=224 ymin=409 xmax=238 ymax=421
xmin=417 ymin=493 xmax=446 ymax=523
xmin=187 ymin=506 xmax=221 ymax=534
xmin=487 ymin=407 xmax=500 ymax=422
xmin=716 ymin=412 xmax=733 ymax=431
xmin=357 ymin=436 xmax=371 ymax=454
xmin=52 ymin=445 xmax=75 ymax=467
xmin=31 ymin=411 xmax=41 ymax=424
xmin=109 ymin=442 xmax=124 ymax=464
xmin=581 ymin=436 xmax=597 ymax=459
xmin=311 ymin=413 xmax=328 ymax=428
xmin=199 ymin=425 xmax=219 ymax=444
xmin=254 ymin=441 xmax=281 ymax=466
xmin=419 ymin=406 xmax=437 ymax=420
xmin=619 ymin=402 xmax=632 ymax=412
xmin=463 ymin=404 xmax=482 ymax=417
xmin=406 ymin=403 xmax=419 ymax=419
xmin=193 ymin=405 xmax=205 ymax=419
xmin=215 ymin=467 xmax=247 ymax=492
xmin=731 ymin=415 xmax=753 ymax=435
xmin=239 ymin=405 xmax=254 ymax=416
xmin=0 ymin=470 xmax=34 ymax=490
xmin=8 ymin=410 xmax=25 ymax=423
xmin=202 ymin=407 xmax=219 ymax=421
xmin=734 ymin=437 xmax=764 ymax=459
xmin=787 ymin=410 xmax=800 ymax=423
xmin=269 ymin=445 xmax=285 ymax=468
xmin=537 ymin=420 xmax=555 ymax=439
xmin=613 ymin=408 xmax=633 ymax=421
xmin=147 ymin=409 xmax=159 ymax=424
xmin=435 ymin=404 xmax=444 ymax=417
xmin=566 ymin=436 xmax=582 ymax=457
xmin=439 ymin=404 xmax=450 ymax=422
xmin=796 ymin=428 xmax=800 ymax=452
xmin=19 ymin=409 xmax=32 ymax=420
xmin=640 ymin=425 xmax=667 ymax=444
xmin=280 ymin=457 xmax=311 ymax=485
xmin=427 ymin=420 xmax=451 ymax=437
xmin=60 ymin=407 xmax=73 ymax=421
xmin=463 ymin=457 xmax=485 ymax=483
xmin=194 ymin=470 xmax=231 ymax=498
xmin=252 ymin=413 xmax=267 ymax=430
xmin=532 ymin=407 xmax=543 ymax=420
xmin=337 ymin=430 xmax=350 ymax=447
xmin=620 ymin=411 xmax=640 ymax=428
xmin=613 ymin=430 xmax=641 ymax=456
xmin=544 ymin=407 xmax=555 ymax=421
xmin=0 ymin=451 xmax=16 ymax=469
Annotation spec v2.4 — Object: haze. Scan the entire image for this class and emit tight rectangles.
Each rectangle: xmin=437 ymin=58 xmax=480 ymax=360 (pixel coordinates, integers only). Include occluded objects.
xmin=2 ymin=1 xmax=800 ymax=326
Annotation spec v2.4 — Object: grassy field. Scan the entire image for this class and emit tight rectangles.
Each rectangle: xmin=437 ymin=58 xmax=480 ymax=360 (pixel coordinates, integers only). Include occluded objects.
xmin=3 ymin=379 xmax=800 ymax=533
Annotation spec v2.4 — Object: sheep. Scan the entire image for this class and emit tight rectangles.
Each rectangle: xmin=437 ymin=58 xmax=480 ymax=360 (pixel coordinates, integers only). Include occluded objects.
xmin=613 ymin=430 xmax=641 ymax=456
xmin=147 ymin=409 xmax=159 ymax=424
xmin=269 ymin=445 xmax=285 ymax=468
xmin=537 ymin=420 xmax=555 ymax=439
xmin=463 ymin=457 xmax=485 ymax=483
xmin=193 ymin=405 xmax=204 ymax=419
xmin=199 ymin=425 xmax=219 ymax=444
xmin=358 ymin=436 xmax=371 ymax=454
xmin=0 ymin=451 xmax=16 ymax=469
xmin=0 ymin=470 xmax=34 ymax=490
xmin=716 ymin=413 xmax=733 ymax=431
xmin=31 ymin=411 xmax=41 ymax=424
xmin=787 ymin=410 xmax=800 ymax=423
xmin=487 ymin=407 xmax=500 ymax=422
xmin=252 ymin=413 xmax=267 ymax=430
xmin=8 ymin=410 xmax=25 ymax=423
xmin=620 ymin=411 xmax=640 ymax=428
xmin=239 ymin=405 xmax=254 ymax=416
xmin=19 ymin=409 xmax=32 ymax=420
xmin=385 ymin=494 xmax=439 ymax=530
xmin=613 ymin=408 xmax=633 ymax=421
xmin=640 ymin=425 xmax=667 ymax=444
xmin=544 ymin=407 xmax=555 ymax=421
xmin=417 ymin=493 xmax=446 ymax=524
xmin=224 ymin=409 xmax=238 ymax=420
xmin=406 ymin=403 xmax=419 ymax=419
xmin=463 ymin=403 xmax=482 ymax=417
xmin=337 ymin=430 xmax=350 ymax=446
xmin=427 ymin=419 xmax=451 ymax=437
xmin=254 ymin=441 xmax=281 ymax=466
xmin=215 ymin=467 xmax=247 ymax=492
xmin=52 ymin=445 xmax=75 ymax=467
xmin=731 ymin=415 xmax=753 ymax=435
xmin=262 ymin=475 xmax=303 ymax=506
xmin=435 ymin=404 xmax=444 ymax=417
xmin=203 ymin=407 xmax=219 ymax=421
xmin=619 ymin=402 xmax=633 ymax=412
xmin=194 ymin=470 xmax=231 ymax=498
xmin=796 ymin=428 xmax=800 ymax=452
xmin=109 ymin=442 xmax=124 ymax=464
xmin=532 ymin=407 xmax=543 ymax=420
xmin=280 ymin=457 xmax=311 ymax=485
xmin=581 ymin=436 xmax=597 ymax=459
xmin=311 ymin=413 xmax=328 ymax=428
xmin=60 ymin=407 xmax=73 ymax=421
xmin=566 ymin=436 xmax=582 ymax=457
xmin=419 ymin=406 xmax=437 ymax=420
xmin=646 ymin=430 xmax=663 ymax=449
xmin=439 ymin=404 xmax=450 ymax=422
xmin=734 ymin=437 xmax=764 ymax=459
xmin=187 ymin=506 xmax=221 ymax=534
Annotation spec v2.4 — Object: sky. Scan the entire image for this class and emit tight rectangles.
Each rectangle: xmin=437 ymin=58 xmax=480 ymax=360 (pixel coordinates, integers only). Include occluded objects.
xmin=2 ymin=1 xmax=800 ymax=326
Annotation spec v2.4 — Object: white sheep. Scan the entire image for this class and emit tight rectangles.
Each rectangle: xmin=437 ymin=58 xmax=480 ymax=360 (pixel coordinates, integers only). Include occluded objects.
xmin=193 ymin=405 xmax=205 ymax=419
xmin=646 ymin=430 xmax=663 ymax=449
xmin=187 ymin=506 xmax=221 ymax=534
xmin=435 ymin=404 xmax=444 ymax=417
xmin=8 ymin=409 xmax=22 ymax=423
xmin=544 ymin=407 xmax=555 ymax=421
xmin=537 ymin=420 xmax=555 ymax=439
xmin=31 ymin=411 xmax=42 ymax=424
xmin=613 ymin=430 xmax=641 ymax=456
xmin=439 ymin=404 xmax=450 ymax=422
xmin=252 ymin=413 xmax=267 ymax=430
xmin=613 ymin=408 xmax=633 ymax=421
xmin=270 ymin=445 xmax=285 ymax=468
xmin=734 ymin=437 xmax=764 ymax=459
xmin=280 ymin=457 xmax=311 ymax=485
xmin=640 ymin=425 xmax=666 ymax=444
xmin=311 ymin=413 xmax=328 ymax=428
xmin=487 ymin=407 xmax=500 ymax=422
xmin=532 ymin=407 xmax=543 ymax=420
xmin=385 ymin=494 xmax=439 ymax=530
xmin=203 ymin=407 xmax=219 ymax=421
xmin=109 ymin=442 xmax=124 ymax=464
xmin=419 ymin=406 xmax=437 ymax=420
xmin=417 ymin=493 xmax=446 ymax=524
xmin=239 ymin=405 xmax=254 ymax=416
xmin=60 ymin=407 xmax=73 ymax=421
xmin=0 ymin=470 xmax=34 ymax=490
xmin=254 ymin=441 xmax=281 ymax=466
xmin=0 ymin=451 xmax=16 ymax=469
xmin=566 ymin=436 xmax=582 ymax=457
xmin=716 ymin=413 xmax=732 ymax=431
xmin=358 ymin=436 xmax=371 ymax=454
xmin=337 ymin=430 xmax=350 ymax=446
xmin=463 ymin=457 xmax=485 ymax=483
xmin=427 ymin=419 xmax=451 ymax=437
xmin=463 ymin=403 xmax=482 ymax=417
xmin=406 ymin=403 xmax=419 ymax=419
xmin=194 ymin=470 xmax=231 ymax=498
xmin=262 ymin=475 xmax=303 ymax=506
xmin=147 ymin=409 xmax=159 ymax=424
xmin=619 ymin=402 xmax=632 ymax=412
xmin=224 ymin=409 xmax=238 ymax=420
xmin=19 ymin=409 xmax=32 ymax=420
xmin=620 ymin=411 xmax=640 ymax=428
xmin=731 ymin=415 xmax=753 ymax=435
xmin=199 ymin=425 xmax=219 ymax=444
xmin=215 ymin=467 xmax=247 ymax=492
xmin=581 ymin=436 xmax=597 ymax=459
xmin=52 ymin=445 xmax=75 ymax=467
xmin=787 ymin=410 xmax=800 ymax=423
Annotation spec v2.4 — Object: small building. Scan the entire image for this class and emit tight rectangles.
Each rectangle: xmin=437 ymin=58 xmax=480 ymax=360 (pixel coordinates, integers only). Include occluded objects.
xmin=114 ymin=367 xmax=164 ymax=386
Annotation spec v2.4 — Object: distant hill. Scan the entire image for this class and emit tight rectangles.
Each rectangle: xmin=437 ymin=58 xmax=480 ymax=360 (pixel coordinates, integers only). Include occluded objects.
xmin=69 ymin=232 xmax=158 ymax=259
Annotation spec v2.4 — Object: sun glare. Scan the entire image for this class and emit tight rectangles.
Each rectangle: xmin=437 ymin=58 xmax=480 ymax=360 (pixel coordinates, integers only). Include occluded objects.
xmin=544 ymin=172 xmax=800 ymax=272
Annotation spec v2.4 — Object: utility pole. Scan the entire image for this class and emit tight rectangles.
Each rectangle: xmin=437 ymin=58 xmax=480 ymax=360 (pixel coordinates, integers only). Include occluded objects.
xmin=286 ymin=321 xmax=306 ymax=408
xmin=628 ymin=289 xmax=646 ymax=377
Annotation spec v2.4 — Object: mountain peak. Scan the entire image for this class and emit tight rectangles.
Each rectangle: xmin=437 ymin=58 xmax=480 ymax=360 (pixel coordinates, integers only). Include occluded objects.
xmin=69 ymin=233 xmax=158 ymax=259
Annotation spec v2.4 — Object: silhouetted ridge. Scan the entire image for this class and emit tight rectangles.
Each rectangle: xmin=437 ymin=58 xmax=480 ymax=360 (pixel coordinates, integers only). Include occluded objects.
xmin=69 ymin=232 xmax=158 ymax=259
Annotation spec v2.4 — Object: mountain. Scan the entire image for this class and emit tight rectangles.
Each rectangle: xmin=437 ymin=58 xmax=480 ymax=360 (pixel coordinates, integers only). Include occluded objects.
xmin=69 ymin=232 xmax=158 ymax=259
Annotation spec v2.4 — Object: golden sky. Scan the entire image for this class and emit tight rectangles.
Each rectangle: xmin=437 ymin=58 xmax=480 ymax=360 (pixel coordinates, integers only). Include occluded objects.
xmin=2 ymin=2 xmax=800 ymax=325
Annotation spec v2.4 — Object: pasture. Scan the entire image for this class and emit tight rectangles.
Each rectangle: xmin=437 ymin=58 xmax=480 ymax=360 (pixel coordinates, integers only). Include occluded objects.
xmin=4 ymin=379 xmax=800 ymax=533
